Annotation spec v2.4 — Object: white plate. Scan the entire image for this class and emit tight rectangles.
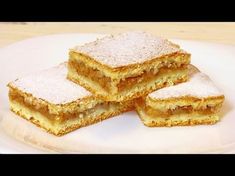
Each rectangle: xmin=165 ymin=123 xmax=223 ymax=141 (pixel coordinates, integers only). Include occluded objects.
xmin=0 ymin=33 xmax=234 ymax=154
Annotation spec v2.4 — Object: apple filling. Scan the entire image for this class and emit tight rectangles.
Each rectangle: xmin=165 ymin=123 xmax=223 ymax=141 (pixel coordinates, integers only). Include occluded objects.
xmin=116 ymin=66 xmax=187 ymax=92
xmin=69 ymin=59 xmax=187 ymax=93
xmin=143 ymin=103 xmax=221 ymax=118
xmin=9 ymin=89 xmax=123 ymax=123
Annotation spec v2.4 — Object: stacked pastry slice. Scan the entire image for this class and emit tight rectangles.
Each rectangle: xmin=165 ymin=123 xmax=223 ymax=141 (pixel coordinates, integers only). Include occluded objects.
xmin=67 ymin=31 xmax=190 ymax=102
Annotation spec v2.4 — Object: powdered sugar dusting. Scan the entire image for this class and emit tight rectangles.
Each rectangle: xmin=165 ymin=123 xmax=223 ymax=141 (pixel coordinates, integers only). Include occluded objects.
xmin=9 ymin=63 xmax=91 ymax=104
xmin=74 ymin=31 xmax=184 ymax=67
xmin=149 ymin=65 xmax=223 ymax=99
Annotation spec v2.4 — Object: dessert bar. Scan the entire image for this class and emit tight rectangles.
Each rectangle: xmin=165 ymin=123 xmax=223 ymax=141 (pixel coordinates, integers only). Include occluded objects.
xmin=68 ymin=31 xmax=190 ymax=101
xmin=135 ymin=65 xmax=225 ymax=126
xmin=8 ymin=63 xmax=134 ymax=136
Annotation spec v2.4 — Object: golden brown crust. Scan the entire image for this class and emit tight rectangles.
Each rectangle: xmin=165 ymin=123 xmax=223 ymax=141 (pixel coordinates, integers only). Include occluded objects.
xmin=135 ymin=106 xmax=220 ymax=127
xmin=141 ymin=117 xmax=219 ymax=127
xmin=10 ymin=102 xmax=134 ymax=136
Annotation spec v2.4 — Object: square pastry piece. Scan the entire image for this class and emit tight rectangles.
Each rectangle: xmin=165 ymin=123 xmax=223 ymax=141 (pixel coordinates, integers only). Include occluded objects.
xmin=135 ymin=65 xmax=225 ymax=127
xmin=8 ymin=63 xmax=134 ymax=136
xmin=68 ymin=31 xmax=191 ymax=101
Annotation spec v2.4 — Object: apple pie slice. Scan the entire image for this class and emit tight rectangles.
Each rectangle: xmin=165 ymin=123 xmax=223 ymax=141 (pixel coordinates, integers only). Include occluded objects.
xmin=135 ymin=65 xmax=225 ymax=127
xmin=8 ymin=63 xmax=134 ymax=136
xmin=68 ymin=31 xmax=191 ymax=102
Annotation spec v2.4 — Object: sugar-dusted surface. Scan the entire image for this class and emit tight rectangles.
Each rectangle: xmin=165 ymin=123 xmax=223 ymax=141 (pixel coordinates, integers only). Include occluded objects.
xmin=1 ymin=33 xmax=235 ymax=154
xmin=9 ymin=63 xmax=91 ymax=104
xmin=74 ymin=31 xmax=185 ymax=67
xmin=149 ymin=65 xmax=223 ymax=99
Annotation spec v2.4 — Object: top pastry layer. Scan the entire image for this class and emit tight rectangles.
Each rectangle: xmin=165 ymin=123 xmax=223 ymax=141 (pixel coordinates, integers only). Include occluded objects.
xmin=72 ymin=31 xmax=188 ymax=68
xmin=149 ymin=65 xmax=224 ymax=99
xmin=8 ymin=63 xmax=91 ymax=105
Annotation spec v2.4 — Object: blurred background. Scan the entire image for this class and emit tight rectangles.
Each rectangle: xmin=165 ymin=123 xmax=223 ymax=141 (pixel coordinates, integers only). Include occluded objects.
xmin=1 ymin=22 xmax=235 ymax=47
